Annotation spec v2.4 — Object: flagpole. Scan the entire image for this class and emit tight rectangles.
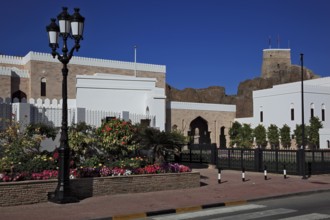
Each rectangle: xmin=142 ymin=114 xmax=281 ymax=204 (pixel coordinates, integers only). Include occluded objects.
xmin=134 ymin=45 xmax=137 ymax=77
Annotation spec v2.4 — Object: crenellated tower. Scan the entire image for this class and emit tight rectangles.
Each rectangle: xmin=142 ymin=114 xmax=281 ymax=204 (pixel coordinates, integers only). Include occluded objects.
xmin=261 ymin=48 xmax=291 ymax=78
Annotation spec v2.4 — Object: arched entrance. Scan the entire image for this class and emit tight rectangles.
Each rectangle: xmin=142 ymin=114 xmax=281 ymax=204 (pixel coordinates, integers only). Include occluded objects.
xmin=220 ymin=126 xmax=227 ymax=148
xmin=12 ymin=90 xmax=27 ymax=103
xmin=189 ymin=116 xmax=210 ymax=144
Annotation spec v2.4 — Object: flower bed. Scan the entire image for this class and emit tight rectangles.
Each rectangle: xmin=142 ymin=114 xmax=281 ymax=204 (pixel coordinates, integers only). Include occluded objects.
xmin=0 ymin=171 xmax=200 ymax=207
xmin=0 ymin=162 xmax=192 ymax=182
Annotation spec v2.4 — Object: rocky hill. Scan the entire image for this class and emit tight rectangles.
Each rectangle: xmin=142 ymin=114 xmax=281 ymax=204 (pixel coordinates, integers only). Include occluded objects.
xmin=166 ymin=65 xmax=319 ymax=118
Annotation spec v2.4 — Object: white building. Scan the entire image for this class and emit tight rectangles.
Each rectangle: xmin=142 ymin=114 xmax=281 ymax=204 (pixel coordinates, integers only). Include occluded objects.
xmin=76 ymin=73 xmax=166 ymax=130
xmin=237 ymin=77 xmax=330 ymax=149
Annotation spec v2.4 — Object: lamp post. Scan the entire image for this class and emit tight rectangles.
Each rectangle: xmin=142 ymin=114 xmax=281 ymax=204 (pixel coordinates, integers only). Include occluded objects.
xmin=46 ymin=7 xmax=85 ymax=203
xmin=300 ymin=53 xmax=307 ymax=179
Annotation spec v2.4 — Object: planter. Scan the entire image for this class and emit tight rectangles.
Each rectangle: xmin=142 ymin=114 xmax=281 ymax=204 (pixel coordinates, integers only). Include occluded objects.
xmin=0 ymin=171 xmax=200 ymax=207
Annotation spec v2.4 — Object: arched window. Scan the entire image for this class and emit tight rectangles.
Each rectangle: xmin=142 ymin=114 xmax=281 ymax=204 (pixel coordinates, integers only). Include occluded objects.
xmin=310 ymin=103 xmax=314 ymax=118
xmin=322 ymin=104 xmax=326 ymax=121
xmin=259 ymin=106 xmax=263 ymax=123
xmin=290 ymin=103 xmax=294 ymax=121
xmin=41 ymin=78 xmax=46 ymax=97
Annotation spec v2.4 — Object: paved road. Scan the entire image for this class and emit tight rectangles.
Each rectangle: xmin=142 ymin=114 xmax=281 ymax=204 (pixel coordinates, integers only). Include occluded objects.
xmin=146 ymin=191 xmax=330 ymax=220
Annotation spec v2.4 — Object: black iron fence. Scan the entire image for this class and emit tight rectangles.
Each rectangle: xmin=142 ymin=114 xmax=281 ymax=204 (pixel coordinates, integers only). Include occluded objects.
xmin=170 ymin=144 xmax=330 ymax=176
xmin=180 ymin=144 xmax=217 ymax=164
xmin=218 ymin=148 xmax=330 ymax=175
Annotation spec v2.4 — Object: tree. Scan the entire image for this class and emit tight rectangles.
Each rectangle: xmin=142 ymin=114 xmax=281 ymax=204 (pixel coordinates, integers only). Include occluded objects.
xmin=0 ymin=121 xmax=57 ymax=172
xmin=267 ymin=124 xmax=279 ymax=149
xmin=138 ymin=127 xmax=187 ymax=164
xmin=254 ymin=124 xmax=267 ymax=148
xmin=308 ymin=116 xmax=323 ymax=149
xmin=280 ymin=124 xmax=291 ymax=149
xmin=229 ymin=121 xmax=242 ymax=147
xmin=293 ymin=124 xmax=309 ymax=148
xmin=96 ymin=118 xmax=139 ymax=160
xmin=68 ymin=122 xmax=99 ymax=165
xmin=239 ymin=123 xmax=253 ymax=148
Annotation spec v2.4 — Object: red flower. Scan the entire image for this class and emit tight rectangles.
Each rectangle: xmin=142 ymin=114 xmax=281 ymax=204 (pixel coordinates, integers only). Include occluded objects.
xmin=53 ymin=149 xmax=59 ymax=160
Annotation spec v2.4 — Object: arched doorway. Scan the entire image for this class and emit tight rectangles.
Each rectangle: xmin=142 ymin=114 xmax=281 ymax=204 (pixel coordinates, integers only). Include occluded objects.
xmin=12 ymin=90 xmax=27 ymax=103
xmin=189 ymin=116 xmax=210 ymax=144
xmin=220 ymin=126 xmax=227 ymax=148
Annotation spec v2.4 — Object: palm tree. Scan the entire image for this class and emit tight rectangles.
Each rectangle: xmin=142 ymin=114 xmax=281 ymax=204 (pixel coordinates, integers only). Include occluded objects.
xmin=138 ymin=127 xmax=187 ymax=164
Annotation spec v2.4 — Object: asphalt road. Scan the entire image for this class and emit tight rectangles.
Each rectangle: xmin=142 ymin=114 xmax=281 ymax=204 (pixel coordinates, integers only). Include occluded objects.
xmin=146 ymin=191 xmax=330 ymax=220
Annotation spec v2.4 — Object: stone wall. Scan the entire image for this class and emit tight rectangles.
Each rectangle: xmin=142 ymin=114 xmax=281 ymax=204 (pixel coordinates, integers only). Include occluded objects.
xmin=167 ymin=108 xmax=235 ymax=147
xmin=0 ymin=172 xmax=200 ymax=207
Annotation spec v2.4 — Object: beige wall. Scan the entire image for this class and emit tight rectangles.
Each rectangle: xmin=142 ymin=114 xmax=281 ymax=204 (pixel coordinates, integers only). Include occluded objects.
xmin=167 ymin=108 xmax=236 ymax=147
xmin=0 ymin=75 xmax=11 ymax=102
xmin=28 ymin=60 xmax=166 ymax=100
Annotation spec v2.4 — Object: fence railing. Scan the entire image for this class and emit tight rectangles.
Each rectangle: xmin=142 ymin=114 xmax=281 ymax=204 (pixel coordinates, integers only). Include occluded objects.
xmin=165 ymin=144 xmax=218 ymax=164
xmin=217 ymin=148 xmax=330 ymax=175
xmin=30 ymin=106 xmax=76 ymax=127
xmin=169 ymin=144 xmax=330 ymax=176
xmin=0 ymin=99 xmax=157 ymax=130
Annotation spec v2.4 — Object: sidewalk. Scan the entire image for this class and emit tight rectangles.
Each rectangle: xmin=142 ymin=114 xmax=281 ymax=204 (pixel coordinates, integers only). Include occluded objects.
xmin=1 ymin=166 xmax=330 ymax=220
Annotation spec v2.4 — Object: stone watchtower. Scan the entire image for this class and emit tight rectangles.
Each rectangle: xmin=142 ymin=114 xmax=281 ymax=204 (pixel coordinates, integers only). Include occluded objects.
xmin=261 ymin=49 xmax=291 ymax=78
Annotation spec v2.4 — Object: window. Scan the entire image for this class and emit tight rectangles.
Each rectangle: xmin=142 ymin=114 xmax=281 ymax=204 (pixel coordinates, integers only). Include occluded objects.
xmin=290 ymin=103 xmax=294 ymax=121
xmin=310 ymin=103 xmax=314 ymax=118
xmin=260 ymin=111 xmax=263 ymax=123
xmin=311 ymin=108 xmax=314 ymax=118
xmin=322 ymin=104 xmax=326 ymax=121
xmin=41 ymin=78 xmax=46 ymax=97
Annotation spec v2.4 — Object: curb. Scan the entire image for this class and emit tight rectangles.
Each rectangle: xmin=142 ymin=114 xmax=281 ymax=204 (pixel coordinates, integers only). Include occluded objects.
xmin=96 ymin=200 xmax=247 ymax=220
xmin=93 ymin=189 xmax=330 ymax=220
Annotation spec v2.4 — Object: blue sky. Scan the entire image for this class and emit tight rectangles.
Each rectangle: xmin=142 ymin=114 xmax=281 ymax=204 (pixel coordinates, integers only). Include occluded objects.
xmin=1 ymin=0 xmax=330 ymax=95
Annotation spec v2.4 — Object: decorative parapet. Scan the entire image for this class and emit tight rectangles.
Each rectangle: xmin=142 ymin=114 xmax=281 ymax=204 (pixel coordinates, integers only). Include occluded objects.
xmin=0 ymin=54 xmax=24 ymax=65
xmin=0 ymin=66 xmax=29 ymax=78
xmin=0 ymin=52 xmax=166 ymax=73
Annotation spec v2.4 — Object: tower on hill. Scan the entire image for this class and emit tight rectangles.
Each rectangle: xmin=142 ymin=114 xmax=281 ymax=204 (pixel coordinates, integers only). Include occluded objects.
xmin=261 ymin=48 xmax=291 ymax=78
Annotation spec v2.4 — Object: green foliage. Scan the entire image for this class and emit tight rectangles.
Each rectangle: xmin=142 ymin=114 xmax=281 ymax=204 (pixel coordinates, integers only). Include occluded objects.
xmin=25 ymin=123 xmax=58 ymax=140
xmin=267 ymin=124 xmax=279 ymax=149
xmin=294 ymin=124 xmax=310 ymax=148
xmin=229 ymin=121 xmax=242 ymax=147
xmin=239 ymin=123 xmax=253 ymax=148
xmin=69 ymin=122 xmax=99 ymax=165
xmin=0 ymin=121 xmax=58 ymax=172
xmin=78 ymin=155 xmax=102 ymax=168
xmin=110 ymin=157 xmax=148 ymax=169
xmin=21 ymin=153 xmax=57 ymax=173
xmin=24 ymin=123 xmax=59 ymax=153
xmin=254 ymin=124 xmax=267 ymax=148
xmin=138 ymin=127 xmax=187 ymax=164
xmin=308 ymin=116 xmax=323 ymax=149
xmin=96 ymin=118 xmax=140 ymax=159
xmin=229 ymin=122 xmax=253 ymax=148
xmin=280 ymin=124 xmax=291 ymax=148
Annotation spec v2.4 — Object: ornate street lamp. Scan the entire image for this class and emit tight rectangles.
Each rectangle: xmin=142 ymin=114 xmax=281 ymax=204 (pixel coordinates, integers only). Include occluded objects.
xmin=46 ymin=7 xmax=85 ymax=203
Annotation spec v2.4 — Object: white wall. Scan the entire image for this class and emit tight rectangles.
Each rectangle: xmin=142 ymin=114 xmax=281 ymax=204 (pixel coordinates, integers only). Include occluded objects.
xmin=76 ymin=74 xmax=166 ymax=130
